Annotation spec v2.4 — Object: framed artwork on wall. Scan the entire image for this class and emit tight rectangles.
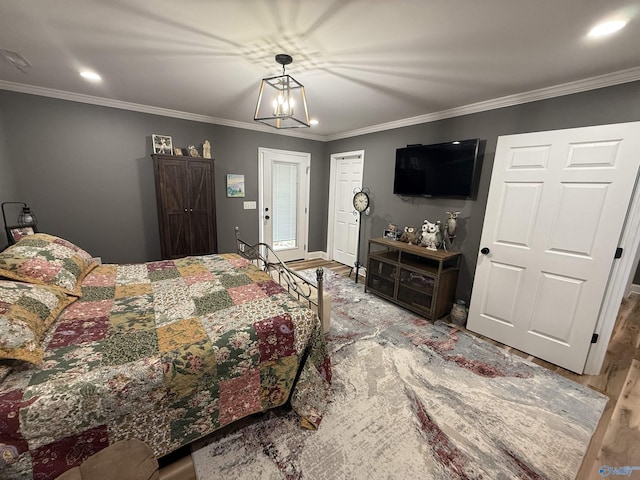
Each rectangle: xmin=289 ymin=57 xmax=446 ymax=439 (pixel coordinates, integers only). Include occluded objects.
xmin=152 ymin=134 xmax=173 ymax=155
xmin=226 ymin=174 xmax=245 ymax=198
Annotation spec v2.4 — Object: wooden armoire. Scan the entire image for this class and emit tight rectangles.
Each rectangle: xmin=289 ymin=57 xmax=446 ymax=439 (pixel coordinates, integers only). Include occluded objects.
xmin=152 ymin=154 xmax=217 ymax=259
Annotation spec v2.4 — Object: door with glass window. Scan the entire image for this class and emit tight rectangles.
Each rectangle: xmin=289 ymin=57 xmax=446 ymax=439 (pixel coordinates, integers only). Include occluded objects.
xmin=258 ymin=148 xmax=310 ymax=262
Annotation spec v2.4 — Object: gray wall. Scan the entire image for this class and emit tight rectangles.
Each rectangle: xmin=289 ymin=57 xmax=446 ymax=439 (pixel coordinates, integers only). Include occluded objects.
xmin=328 ymin=81 xmax=640 ymax=302
xmin=0 ymin=91 xmax=327 ymax=261
xmin=2 ymin=81 xmax=640 ymax=303
xmin=0 ymin=99 xmax=19 ymax=246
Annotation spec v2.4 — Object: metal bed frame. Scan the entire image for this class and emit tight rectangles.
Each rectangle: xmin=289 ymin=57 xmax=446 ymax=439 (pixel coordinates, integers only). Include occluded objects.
xmin=234 ymin=227 xmax=324 ymax=324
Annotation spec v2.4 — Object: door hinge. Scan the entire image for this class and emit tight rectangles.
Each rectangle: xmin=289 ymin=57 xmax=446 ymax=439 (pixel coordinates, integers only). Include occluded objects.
xmin=591 ymin=333 xmax=599 ymax=344
xmin=614 ymin=247 xmax=623 ymax=259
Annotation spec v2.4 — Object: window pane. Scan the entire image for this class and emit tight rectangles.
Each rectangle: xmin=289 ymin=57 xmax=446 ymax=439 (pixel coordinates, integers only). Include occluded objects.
xmin=273 ymin=162 xmax=298 ymax=250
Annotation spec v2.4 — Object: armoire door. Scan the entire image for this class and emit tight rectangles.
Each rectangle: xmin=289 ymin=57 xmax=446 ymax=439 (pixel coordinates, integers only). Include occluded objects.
xmin=186 ymin=160 xmax=216 ymax=256
xmin=156 ymin=158 xmax=191 ymax=259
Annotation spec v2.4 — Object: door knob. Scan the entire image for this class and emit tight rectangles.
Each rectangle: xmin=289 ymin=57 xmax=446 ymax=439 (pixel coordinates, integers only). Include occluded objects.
xmin=480 ymin=247 xmax=490 ymax=255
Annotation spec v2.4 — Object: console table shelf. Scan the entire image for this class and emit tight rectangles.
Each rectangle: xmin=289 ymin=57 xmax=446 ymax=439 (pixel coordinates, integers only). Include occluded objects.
xmin=365 ymin=238 xmax=461 ymax=320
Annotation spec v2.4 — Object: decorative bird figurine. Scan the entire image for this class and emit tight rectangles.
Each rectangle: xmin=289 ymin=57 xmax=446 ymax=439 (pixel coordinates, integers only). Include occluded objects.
xmin=444 ymin=211 xmax=461 ymax=249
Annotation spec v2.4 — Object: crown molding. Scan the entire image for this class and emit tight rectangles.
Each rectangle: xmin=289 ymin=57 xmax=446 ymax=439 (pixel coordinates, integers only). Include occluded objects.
xmin=2 ymin=66 xmax=640 ymax=144
xmin=326 ymin=67 xmax=640 ymax=142
xmin=0 ymin=80 xmax=326 ymax=142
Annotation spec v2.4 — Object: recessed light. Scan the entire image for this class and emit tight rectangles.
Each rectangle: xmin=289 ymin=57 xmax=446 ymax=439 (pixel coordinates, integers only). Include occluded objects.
xmin=310 ymin=119 xmax=319 ymax=126
xmin=80 ymin=70 xmax=102 ymax=81
xmin=588 ymin=19 xmax=628 ymax=37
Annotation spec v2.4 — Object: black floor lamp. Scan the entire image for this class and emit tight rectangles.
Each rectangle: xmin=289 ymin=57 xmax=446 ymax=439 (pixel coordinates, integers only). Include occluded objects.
xmin=2 ymin=202 xmax=38 ymax=245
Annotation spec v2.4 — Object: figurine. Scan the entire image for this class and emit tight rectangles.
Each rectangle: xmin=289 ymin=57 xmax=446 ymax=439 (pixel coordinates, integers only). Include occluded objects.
xmin=399 ymin=225 xmax=418 ymax=245
xmin=444 ymin=211 xmax=461 ymax=249
xmin=420 ymin=220 xmax=442 ymax=251
xmin=188 ymin=145 xmax=201 ymax=157
xmin=203 ymin=140 xmax=211 ymax=159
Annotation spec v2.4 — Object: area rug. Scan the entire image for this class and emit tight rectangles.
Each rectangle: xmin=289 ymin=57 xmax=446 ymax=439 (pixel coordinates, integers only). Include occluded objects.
xmin=191 ymin=269 xmax=607 ymax=479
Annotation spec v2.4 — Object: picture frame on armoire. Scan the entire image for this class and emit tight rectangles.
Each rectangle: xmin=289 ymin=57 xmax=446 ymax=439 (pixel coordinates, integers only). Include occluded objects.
xmin=152 ymin=134 xmax=173 ymax=155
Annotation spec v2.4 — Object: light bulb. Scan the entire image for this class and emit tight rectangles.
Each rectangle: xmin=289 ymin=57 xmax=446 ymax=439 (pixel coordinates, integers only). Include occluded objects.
xmin=588 ymin=19 xmax=627 ymax=37
xmin=80 ymin=71 xmax=102 ymax=81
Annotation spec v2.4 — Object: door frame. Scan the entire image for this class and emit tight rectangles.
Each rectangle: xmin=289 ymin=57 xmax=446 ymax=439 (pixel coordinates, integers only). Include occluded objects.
xmin=326 ymin=150 xmax=365 ymax=262
xmin=257 ymin=147 xmax=311 ymax=260
xmin=585 ymin=161 xmax=640 ymax=374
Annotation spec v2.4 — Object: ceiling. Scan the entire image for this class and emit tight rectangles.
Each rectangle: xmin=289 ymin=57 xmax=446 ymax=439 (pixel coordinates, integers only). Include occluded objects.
xmin=1 ymin=0 xmax=639 ymax=141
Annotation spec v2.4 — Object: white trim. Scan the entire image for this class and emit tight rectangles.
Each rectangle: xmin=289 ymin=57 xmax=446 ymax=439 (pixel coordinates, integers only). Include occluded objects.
xmin=257 ymin=147 xmax=311 ymax=261
xmin=2 ymin=67 xmax=640 ymax=142
xmin=0 ymin=80 xmax=326 ymax=142
xmin=326 ymin=150 xmax=365 ymax=265
xmin=584 ymin=149 xmax=640 ymax=374
xmin=627 ymin=284 xmax=640 ymax=297
xmin=307 ymin=251 xmax=328 ymax=260
xmin=326 ymin=67 xmax=640 ymax=141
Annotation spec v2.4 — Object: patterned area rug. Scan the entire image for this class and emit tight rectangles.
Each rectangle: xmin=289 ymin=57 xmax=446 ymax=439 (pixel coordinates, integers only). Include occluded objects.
xmin=191 ymin=269 xmax=607 ymax=479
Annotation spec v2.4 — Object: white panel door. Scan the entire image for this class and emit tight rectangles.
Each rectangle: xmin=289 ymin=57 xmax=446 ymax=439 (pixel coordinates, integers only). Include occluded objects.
xmin=468 ymin=122 xmax=640 ymax=373
xmin=332 ymin=154 xmax=364 ymax=266
xmin=258 ymin=148 xmax=310 ymax=262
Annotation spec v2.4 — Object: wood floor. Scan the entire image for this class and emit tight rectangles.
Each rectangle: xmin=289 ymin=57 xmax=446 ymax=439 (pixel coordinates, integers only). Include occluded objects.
xmin=287 ymin=259 xmax=640 ymax=479
xmin=159 ymin=259 xmax=640 ymax=479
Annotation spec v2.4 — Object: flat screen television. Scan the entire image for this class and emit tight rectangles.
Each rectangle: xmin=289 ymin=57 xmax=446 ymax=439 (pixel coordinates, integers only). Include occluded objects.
xmin=393 ymin=139 xmax=481 ymax=198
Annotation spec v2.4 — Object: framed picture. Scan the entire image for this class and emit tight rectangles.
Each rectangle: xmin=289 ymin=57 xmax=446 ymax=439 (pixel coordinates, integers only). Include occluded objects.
xmin=152 ymin=134 xmax=173 ymax=155
xmin=384 ymin=229 xmax=401 ymax=240
xmin=6 ymin=226 xmax=36 ymax=245
xmin=226 ymin=174 xmax=245 ymax=198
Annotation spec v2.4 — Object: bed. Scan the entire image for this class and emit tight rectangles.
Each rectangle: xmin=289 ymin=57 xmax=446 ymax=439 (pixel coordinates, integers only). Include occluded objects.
xmin=0 ymin=233 xmax=331 ymax=480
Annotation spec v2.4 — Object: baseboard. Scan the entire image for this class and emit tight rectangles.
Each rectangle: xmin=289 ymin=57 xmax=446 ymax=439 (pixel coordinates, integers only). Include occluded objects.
xmin=307 ymin=251 xmax=328 ymax=260
xmin=627 ymin=283 xmax=640 ymax=297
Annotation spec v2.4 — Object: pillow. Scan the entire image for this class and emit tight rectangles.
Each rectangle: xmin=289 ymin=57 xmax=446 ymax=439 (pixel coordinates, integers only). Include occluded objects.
xmin=0 ymin=280 xmax=76 ymax=364
xmin=0 ymin=233 xmax=98 ymax=297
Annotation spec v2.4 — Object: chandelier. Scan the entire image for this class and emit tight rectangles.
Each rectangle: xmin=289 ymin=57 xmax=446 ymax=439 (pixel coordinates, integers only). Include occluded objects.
xmin=254 ymin=54 xmax=310 ymax=129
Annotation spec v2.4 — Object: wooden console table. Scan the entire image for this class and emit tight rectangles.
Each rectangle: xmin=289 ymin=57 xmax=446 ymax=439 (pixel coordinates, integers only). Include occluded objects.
xmin=365 ymin=238 xmax=461 ymax=320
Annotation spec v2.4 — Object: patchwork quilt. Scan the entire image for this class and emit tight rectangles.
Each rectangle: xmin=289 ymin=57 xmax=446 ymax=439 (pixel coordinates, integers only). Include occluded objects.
xmin=0 ymin=254 xmax=331 ymax=480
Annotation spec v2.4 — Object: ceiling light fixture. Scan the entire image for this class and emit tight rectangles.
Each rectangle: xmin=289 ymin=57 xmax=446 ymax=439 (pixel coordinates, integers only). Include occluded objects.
xmin=588 ymin=19 xmax=628 ymax=37
xmin=80 ymin=70 xmax=102 ymax=81
xmin=254 ymin=54 xmax=310 ymax=129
